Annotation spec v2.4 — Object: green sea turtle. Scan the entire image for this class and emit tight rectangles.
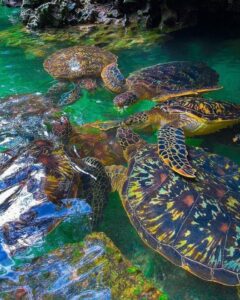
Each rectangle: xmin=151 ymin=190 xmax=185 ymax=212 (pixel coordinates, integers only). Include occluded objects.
xmin=106 ymin=127 xmax=240 ymax=286
xmin=112 ymin=61 xmax=221 ymax=108
xmin=50 ymin=116 xmax=125 ymax=166
xmin=0 ymin=139 xmax=110 ymax=255
xmin=118 ymin=97 xmax=240 ymax=177
xmin=43 ymin=46 xmax=125 ymax=105
xmin=122 ymin=97 xmax=240 ymax=136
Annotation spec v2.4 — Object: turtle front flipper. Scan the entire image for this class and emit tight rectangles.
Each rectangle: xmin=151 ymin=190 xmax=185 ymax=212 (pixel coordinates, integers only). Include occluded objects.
xmin=46 ymin=81 xmax=82 ymax=106
xmin=101 ymin=63 xmax=126 ymax=93
xmin=158 ymin=125 xmax=196 ymax=178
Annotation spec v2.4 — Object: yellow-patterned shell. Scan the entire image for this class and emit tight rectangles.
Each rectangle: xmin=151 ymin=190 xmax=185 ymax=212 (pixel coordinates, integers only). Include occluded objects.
xmin=121 ymin=144 xmax=240 ymax=286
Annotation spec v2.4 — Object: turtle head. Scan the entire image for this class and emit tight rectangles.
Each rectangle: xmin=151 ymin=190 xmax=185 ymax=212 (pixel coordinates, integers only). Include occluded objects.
xmin=101 ymin=63 xmax=126 ymax=93
xmin=51 ymin=116 xmax=72 ymax=139
xmin=122 ymin=111 xmax=155 ymax=131
xmin=113 ymin=91 xmax=138 ymax=108
xmin=116 ymin=127 xmax=146 ymax=161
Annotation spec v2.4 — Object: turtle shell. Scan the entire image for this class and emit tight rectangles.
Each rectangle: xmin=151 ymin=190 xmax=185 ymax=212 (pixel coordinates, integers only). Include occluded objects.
xmin=126 ymin=62 xmax=220 ymax=100
xmin=121 ymin=144 xmax=240 ymax=285
xmin=43 ymin=46 xmax=117 ymax=80
xmin=157 ymin=96 xmax=240 ymax=121
xmin=50 ymin=117 xmax=125 ymax=166
xmin=68 ymin=121 xmax=125 ymax=166
xmin=0 ymin=139 xmax=110 ymax=255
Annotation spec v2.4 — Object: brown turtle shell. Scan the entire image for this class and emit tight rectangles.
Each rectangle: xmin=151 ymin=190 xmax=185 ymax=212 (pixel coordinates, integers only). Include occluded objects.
xmin=43 ymin=46 xmax=117 ymax=80
xmin=126 ymin=61 xmax=220 ymax=100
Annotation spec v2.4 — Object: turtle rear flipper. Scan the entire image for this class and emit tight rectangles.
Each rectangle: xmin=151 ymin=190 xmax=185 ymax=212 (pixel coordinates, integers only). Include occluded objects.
xmin=158 ymin=125 xmax=196 ymax=178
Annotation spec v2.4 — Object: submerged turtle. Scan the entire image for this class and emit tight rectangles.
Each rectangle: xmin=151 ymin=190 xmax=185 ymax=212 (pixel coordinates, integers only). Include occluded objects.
xmin=120 ymin=97 xmax=240 ymax=177
xmin=113 ymin=61 xmax=221 ymax=108
xmin=0 ymin=139 xmax=110 ymax=255
xmin=43 ymin=46 xmax=125 ymax=105
xmin=50 ymin=116 xmax=125 ymax=166
xmin=106 ymin=127 xmax=240 ymax=286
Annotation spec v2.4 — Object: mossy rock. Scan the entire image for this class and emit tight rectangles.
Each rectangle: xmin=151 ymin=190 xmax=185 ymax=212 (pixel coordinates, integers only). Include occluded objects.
xmin=0 ymin=232 xmax=164 ymax=299
xmin=0 ymin=22 xmax=167 ymax=58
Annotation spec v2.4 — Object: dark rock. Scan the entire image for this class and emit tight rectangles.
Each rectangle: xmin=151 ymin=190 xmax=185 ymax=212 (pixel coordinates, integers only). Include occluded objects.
xmin=5 ymin=0 xmax=240 ymax=31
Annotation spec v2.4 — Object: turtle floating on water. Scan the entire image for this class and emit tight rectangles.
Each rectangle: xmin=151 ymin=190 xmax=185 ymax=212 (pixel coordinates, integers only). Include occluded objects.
xmin=43 ymin=46 xmax=125 ymax=105
xmin=0 ymin=139 xmax=110 ymax=255
xmin=106 ymin=127 xmax=240 ymax=286
xmin=119 ymin=97 xmax=240 ymax=177
xmin=112 ymin=61 xmax=221 ymax=108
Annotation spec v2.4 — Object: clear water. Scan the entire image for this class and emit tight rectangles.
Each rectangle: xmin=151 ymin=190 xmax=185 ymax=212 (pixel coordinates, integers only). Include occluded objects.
xmin=0 ymin=6 xmax=240 ymax=300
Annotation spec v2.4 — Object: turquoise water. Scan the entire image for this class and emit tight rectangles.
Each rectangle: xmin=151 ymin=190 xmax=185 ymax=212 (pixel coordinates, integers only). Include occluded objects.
xmin=0 ymin=5 xmax=240 ymax=299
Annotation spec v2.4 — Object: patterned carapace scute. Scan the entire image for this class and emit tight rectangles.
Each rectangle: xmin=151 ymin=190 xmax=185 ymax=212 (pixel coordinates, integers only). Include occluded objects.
xmin=43 ymin=46 xmax=117 ymax=80
xmin=122 ymin=145 xmax=240 ymax=285
xmin=127 ymin=61 xmax=220 ymax=99
xmin=0 ymin=140 xmax=110 ymax=257
xmin=157 ymin=96 xmax=240 ymax=121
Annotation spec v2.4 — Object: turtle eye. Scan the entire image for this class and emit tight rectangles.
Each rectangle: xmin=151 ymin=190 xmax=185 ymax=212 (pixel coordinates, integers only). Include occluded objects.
xmin=43 ymin=148 xmax=49 ymax=155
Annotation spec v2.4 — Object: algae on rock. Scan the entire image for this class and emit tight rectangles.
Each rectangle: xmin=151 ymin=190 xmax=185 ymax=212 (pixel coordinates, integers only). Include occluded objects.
xmin=0 ymin=22 xmax=167 ymax=58
xmin=0 ymin=232 xmax=164 ymax=299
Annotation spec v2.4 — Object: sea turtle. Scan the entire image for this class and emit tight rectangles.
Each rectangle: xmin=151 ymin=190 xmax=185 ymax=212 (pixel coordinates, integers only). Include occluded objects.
xmin=0 ymin=139 xmax=110 ymax=256
xmin=113 ymin=61 xmax=221 ymax=108
xmin=119 ymin=97 xmax=240 ymax=177
xmin=106 ymin=126 xmax=240 ymax=286
xmin=50 ymin=116 xmax=125 ymax=166
xmin=43 ymin=46 xmax=125 ymax=105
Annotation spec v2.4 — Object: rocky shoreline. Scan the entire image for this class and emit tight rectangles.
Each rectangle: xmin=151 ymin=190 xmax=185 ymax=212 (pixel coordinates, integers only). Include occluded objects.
xmin=2 ymin=0 xmax=240 ymax=32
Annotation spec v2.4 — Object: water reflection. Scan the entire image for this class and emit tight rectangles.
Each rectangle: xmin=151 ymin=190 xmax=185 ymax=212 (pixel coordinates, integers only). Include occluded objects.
xmin=0 ymin=238 xmax=111 ymax=299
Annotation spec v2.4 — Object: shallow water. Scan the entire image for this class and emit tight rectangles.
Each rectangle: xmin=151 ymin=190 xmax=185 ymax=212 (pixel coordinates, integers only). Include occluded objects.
xmin=0 ymin=6 xmax=240 ymax=300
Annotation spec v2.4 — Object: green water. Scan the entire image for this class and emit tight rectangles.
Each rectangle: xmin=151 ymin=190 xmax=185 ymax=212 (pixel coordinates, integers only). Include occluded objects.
xmin=0 ymin=6 xmax=240 ymax=300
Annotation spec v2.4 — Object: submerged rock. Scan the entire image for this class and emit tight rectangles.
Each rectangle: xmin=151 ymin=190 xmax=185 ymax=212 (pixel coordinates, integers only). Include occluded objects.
xmin=0 ymin=232 xmax=163 ymax=299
